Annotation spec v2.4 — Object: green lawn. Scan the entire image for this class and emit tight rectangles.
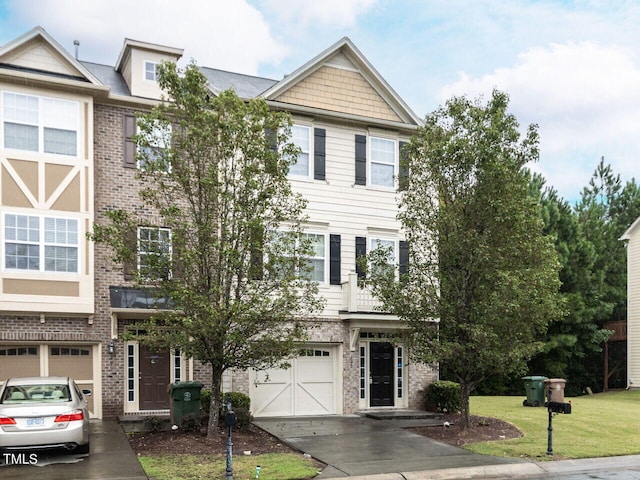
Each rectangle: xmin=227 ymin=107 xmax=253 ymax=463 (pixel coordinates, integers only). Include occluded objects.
xmin=467 ymin=390 xmax=640 ymax=459
xmin=138 ymin=453 xmax=319 ymax=480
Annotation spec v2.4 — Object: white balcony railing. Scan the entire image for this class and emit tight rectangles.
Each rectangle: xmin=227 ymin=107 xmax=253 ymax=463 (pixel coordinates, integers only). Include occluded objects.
xmin=341 ymin=272 xmax=386 ymax=313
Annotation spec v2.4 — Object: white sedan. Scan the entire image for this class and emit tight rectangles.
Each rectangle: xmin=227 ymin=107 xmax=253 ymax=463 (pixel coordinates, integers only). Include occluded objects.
xmin=0 ymin=376 xmax=91 ymax=454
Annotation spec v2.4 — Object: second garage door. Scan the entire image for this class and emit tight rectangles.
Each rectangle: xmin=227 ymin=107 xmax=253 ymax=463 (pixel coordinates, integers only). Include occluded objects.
xmin=250 ymin=346 xmax=339 ymax=417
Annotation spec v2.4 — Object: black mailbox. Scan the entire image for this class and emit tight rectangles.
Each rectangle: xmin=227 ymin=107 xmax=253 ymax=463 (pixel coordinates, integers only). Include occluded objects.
xmin=547 ymin=401 xmax=571 ymax=414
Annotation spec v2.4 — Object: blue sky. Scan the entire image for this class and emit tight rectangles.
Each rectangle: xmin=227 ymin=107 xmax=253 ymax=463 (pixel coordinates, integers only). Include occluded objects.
xmin=1 ymin=0 xmax=639 ymax=203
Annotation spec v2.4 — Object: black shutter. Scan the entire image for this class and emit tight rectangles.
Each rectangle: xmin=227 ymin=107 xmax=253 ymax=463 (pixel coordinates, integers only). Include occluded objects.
xmin=264 ymin=128 xmax=278 ymax=175
xmin=355 ymin=134 xmax=366 ymax=185
xmin=398 ymin=141 xmax=409 ymax=191
xmin=314 ymin=128 xmax=326 ymax=181
xmin=123 ymin=114 xmax=136 ymax=168
xmin=399 ymin=240 xmax=409 ymax=275
xmin=123 ymin=227 xmax=138 ymax=281
xmin=249 ymin=225 xmax=264 ymax=281
xmin=265 ymin=128 xmax=278 ymax=152
xmin=329 ymin=234 xmax=341 ymax=285
xmin=355 ymin=236 xmax=367 ymax=279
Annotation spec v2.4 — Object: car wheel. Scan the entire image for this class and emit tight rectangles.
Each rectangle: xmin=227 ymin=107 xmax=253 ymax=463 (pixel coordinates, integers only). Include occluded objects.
xmin=76 ymin=442 xmax=90 ymax=454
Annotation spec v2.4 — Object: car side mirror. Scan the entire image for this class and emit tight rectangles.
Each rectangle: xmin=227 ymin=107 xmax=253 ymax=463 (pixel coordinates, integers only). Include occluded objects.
xmin=82 ymin=389 xmax=92 ymax=396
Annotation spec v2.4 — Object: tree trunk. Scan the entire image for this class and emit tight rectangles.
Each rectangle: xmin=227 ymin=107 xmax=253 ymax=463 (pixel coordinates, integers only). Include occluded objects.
xmin=459 ymin=380 xmax=473 ymax=429
xmin=207 ymin=370 xmax=224 ymax=438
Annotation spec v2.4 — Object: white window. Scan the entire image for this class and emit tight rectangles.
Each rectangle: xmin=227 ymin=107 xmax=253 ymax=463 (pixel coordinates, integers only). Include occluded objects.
xmin=137 ymin=120 xmax=171 ymax=171
xmin=369 ymin=238 xmax=397 ymax=262
xmin=369 ymin=237 xmax=397 ymax=276
xmin=272 ymin=231 xmax=326 ymax=283
xmin=2 ymin=92 xmax=78 ymax=156
xmin=144 ymin=61 xmax=159 ymax=82
xmin=138 ymin=227 xmax=171 ymax=279
xmin=288 ymin=124 xmax=311 ymax=178
xmin=4 ymin=214 xmax=78 ymax=273
xmin=302 ymin=233 xmax=326 ymax=283
xmin=369 ymin=137 xmax=396 ymax=188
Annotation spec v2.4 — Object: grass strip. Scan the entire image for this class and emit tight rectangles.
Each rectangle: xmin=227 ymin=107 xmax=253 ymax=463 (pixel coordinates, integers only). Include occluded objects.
xmin=467 ymin=390 xmax=640 ymax=459
xmin=138 ymin=452 xmax=319 ymax=480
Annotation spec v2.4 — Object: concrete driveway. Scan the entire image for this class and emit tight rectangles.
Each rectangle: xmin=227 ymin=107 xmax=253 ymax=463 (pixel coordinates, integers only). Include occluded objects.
xmin=0 ymin=419 xmax=146 ymax=480
xmin=254 ymin=415 xmax=520 ymax=478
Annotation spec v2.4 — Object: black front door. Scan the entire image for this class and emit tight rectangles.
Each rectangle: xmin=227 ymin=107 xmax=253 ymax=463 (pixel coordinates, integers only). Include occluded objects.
xmin=370 ymin=342 xmax=394 ymax=407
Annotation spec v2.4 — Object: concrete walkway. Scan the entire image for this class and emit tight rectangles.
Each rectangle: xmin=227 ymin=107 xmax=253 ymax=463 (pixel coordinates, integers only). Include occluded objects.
xmin=254 ymin=415 xmax=519 ymax=478
xmin=0 ymin=419 xmax=147 ymax=480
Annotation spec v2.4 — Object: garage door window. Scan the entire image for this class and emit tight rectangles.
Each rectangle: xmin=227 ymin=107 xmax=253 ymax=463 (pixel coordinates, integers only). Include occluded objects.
xmin=0 ymin=347 xmax=37 ymax=356
xmin=50 ymin=347 xmax=90 ymax=356
xmin=299 ymin=349 xmax=330 ymax=357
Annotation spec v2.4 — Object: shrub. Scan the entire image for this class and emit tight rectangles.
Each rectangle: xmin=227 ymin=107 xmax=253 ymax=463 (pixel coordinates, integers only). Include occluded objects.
xmin=200 ymin=389 xmax=212 ymax=415
xmin=221 ymin=391 xmax=253 ymax=430
xmin=143 ymin=415 xmax=164 ymax=432
xmin=425 ymin=380 xmax=461 ymax=413
xmin=180 ymin=413 xmax=203 ymax=433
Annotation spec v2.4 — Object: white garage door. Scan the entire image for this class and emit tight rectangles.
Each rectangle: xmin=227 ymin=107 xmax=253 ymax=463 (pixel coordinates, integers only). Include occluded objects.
xmin=251 ymin=347 xmax=338 ymax=417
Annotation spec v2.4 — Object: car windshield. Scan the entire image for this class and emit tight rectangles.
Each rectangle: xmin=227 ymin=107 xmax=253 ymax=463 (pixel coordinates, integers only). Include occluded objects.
xmin=0 ymin=383 xmax=71 ymax=404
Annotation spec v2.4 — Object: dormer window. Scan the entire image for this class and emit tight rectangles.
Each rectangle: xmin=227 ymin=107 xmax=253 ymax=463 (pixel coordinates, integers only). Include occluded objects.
xmin=144 ymin=61 xmax=159 ymax=82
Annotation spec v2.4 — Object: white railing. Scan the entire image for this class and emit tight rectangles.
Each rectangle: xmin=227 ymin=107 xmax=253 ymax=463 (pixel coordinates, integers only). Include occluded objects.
xmin=341 ymin=272 xmax=385 ymax=313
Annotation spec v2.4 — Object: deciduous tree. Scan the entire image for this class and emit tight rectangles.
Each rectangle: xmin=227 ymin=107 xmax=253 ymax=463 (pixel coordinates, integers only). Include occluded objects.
xmin=91 ymin=62 xmax=323 ymax=437
xmin=367 ymin=91 xmax=563 ymax=428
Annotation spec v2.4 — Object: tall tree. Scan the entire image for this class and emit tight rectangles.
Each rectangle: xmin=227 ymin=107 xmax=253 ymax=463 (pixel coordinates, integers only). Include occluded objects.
xmin=91 ymin=62 xmax=323 ymax=437
xmin=367 ymin=91 xmax=563 ymax=428
xmin=574 ymin=159 xmax=640 ymax=389
xmin=526 ymin=173 xmax=610 ymax=393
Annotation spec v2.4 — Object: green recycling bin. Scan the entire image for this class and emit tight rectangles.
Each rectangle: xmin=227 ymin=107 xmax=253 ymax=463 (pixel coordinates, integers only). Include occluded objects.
xmin=168 ymin=381 xmax=203 ymax=425
xmin=522 ymin=376 xmax=548 ymax=407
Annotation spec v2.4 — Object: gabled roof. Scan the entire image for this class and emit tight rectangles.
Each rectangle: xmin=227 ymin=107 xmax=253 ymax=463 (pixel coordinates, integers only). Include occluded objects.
xmin=620 ymin=216 xmax=640 ymax=241
xmin=261 ymin=37 xmax=422 ymax=126
xmin=0 ymin=26 xmax=104 ymax=87
xmin=199 ymin=67 xmax=277 ymax=99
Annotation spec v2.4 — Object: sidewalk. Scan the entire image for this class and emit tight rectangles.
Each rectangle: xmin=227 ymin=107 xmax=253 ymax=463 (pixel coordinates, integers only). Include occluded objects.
xmin=342 ymin=454 xmax=640 ymax=479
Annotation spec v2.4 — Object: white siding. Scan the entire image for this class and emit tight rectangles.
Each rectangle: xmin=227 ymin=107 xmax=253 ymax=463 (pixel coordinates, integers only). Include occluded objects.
xmin=628 ymin=232 xmax=640 ymax=388
xmin=289 ymin=118 xmax=407 ymax=317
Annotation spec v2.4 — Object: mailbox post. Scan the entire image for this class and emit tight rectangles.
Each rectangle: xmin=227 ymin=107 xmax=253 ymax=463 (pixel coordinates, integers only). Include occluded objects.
xmin=544 ymin=378 xmax=571 ymax=455
xmin=225 ymin=399 xmax=237 ymax=480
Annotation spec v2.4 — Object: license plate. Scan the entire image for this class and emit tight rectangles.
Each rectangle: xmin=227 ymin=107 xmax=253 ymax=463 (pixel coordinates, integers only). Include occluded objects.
xmin=26 ymin=417 xmax=44 ymax=427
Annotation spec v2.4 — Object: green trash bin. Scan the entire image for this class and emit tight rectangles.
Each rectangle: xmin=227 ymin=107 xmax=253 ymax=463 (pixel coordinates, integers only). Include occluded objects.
xmin=168 ymin=381 xmax=203 ymax=425
xmin=522 ymin=376 xmax=548 ymax=407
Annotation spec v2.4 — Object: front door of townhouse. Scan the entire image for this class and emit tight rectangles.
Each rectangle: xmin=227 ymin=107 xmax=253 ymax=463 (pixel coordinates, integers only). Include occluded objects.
xmin=139 ymin=345 xmax=170 ymax=410
xmin=370 ymin=342 xmax=394 ymax=407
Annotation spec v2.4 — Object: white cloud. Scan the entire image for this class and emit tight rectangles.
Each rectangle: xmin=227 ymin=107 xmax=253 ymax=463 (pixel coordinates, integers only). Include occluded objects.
xmin=256 ymin=0 xmax=376 ymax=28
xmin=438 ymin=42 xmax=640 ymax=201
xmin=6 ymin=0 xmax=288 ymax=74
